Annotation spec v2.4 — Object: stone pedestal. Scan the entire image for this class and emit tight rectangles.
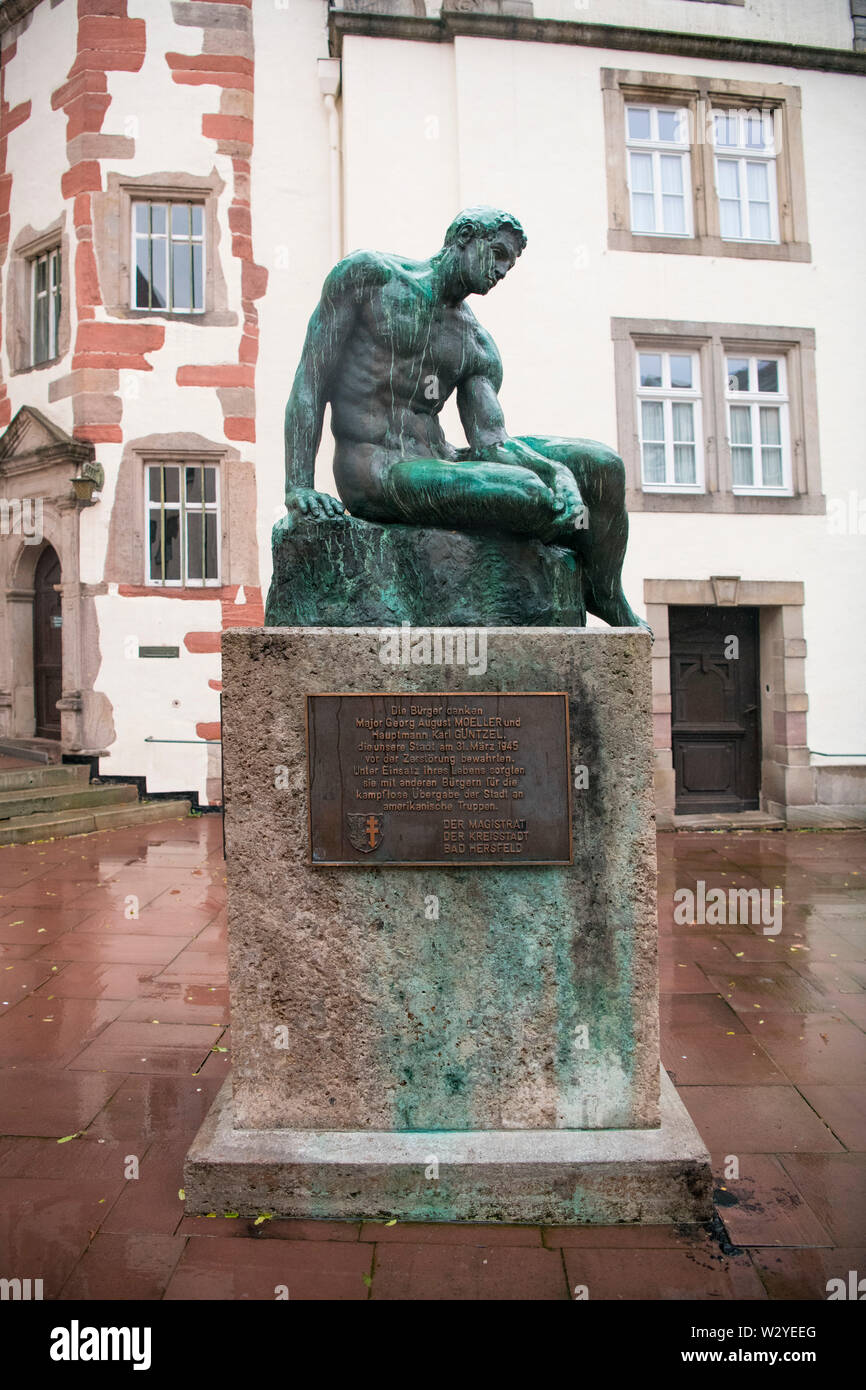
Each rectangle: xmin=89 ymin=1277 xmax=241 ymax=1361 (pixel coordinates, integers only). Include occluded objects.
xmin=185 ymin=626 xmax=712 ymax=1223
xmin=265 ymin=514 xmax=585 ymax=627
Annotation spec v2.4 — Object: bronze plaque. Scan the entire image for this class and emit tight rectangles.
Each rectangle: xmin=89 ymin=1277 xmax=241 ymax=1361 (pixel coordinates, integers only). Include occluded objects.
xmin=306 ymin=692 xmax=572 ymax=866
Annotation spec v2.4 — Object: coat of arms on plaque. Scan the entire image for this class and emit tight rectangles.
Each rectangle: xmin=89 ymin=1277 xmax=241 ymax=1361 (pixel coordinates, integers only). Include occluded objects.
xmin=346 ymin=812 xmax=384 ymax=853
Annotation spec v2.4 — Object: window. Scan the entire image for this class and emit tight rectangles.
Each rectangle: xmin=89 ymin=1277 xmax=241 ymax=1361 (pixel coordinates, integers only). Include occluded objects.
xmin=626 ymin=105 xmax=692 ymax=237
xmin=602 ymin=70 xmax=810 ymax=262
xmin=97 ymin=172 xmax=234 ymax=325
xmin=713 ymin=109 xmax=778 ymax=243
xmin=8 ymin=220 xmax=69 ymax=373
xmin=637 ymin=350 xmax=702 ymax=490
xmin=146 ymin=463 xmax=220 ymax=586
xmin=31 ymin=248 xmax=61 ymax=364
xmin=133 ymin=202 xmax=204 ymax=313
xmin=612 ymin=319 xmax=823 ymax=514
xmin=725 ymin=355 xmax=790 ymax=493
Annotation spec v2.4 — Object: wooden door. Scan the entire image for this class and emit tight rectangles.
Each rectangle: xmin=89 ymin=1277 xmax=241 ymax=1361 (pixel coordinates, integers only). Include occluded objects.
xmin=33 ymin=545 xmax=62 ymax=739
xmin=669 ymin=606 xmax=760 ymax=814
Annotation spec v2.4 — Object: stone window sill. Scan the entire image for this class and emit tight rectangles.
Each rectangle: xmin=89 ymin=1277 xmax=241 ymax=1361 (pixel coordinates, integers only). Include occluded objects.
xmin=627 ymin=490 xmax=825 ymax=515
xmin=608 ymin=230 xmax=811 ymax=262
xmin=107 ymin=306 xmax=237 ymax=328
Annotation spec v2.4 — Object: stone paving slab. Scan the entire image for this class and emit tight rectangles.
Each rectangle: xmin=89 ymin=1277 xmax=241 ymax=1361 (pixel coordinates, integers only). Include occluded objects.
xmin=0 ymin=817 xmax=862 ymax=1298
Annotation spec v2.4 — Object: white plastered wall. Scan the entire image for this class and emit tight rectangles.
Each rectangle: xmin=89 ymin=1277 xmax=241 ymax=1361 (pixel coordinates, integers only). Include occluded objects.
xmin=325 ymin=32 xmax=865 ymax=758
xmin=2 ymin=0 xmax=76 ymax=434
xmin=427 ymin=0 xmax=854 ymax=52
xmin=252 ymin=0 xmax=334 ymax=551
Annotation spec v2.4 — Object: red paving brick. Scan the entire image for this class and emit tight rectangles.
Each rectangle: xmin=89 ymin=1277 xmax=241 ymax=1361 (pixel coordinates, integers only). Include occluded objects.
xmin=739 ymin=1012 xmax=866 ymax=1085
xmin=100 ymin=1139 xmax=189 ymax=1237
xmin=661 ymin=1032 xmax=787 ymax=1086
xmin=60 ymin=1233 xmax=187 ymax=1301
xmin=795 ymin=1085 xmax=866 ymax=1150
xmin=0 ymin=1178 xmax=123 ymax=1298
xmin=0 ymin=1066 xmax=121 ymax=1136
xmin=163 ymin=1235 xmax=373 ymax=1300
xmin=775 ymin=1154 xmax=866 ymax=1246
xmin=178 ymin=1215 xmax=363 ymax=1241
xmin=0 ymin=994 xmax=126 ymax=1066
xmin=543 ymin=1223 xmax=714 ymax=1249
xmin=711 ymin=1155 xmax=832 ymax=1248
xmin=678 ymin=1085 xmax=844 ymax=1154
xmin=748 ymin=1246 xmax=866 ymax=1300
xmin=85 ymin=1075 xmax=222 ymax=1142
xmin=562 ymin=1246 xmax=767 ymax=1300
xmin=370 ymin=1243 xmax=569 ymax=1300
xmin=0 ymin=1135 xmax=147 ymax=1184
xmin=358 ymin=1220 xmax=544 ymax=1245
xmin=0 ymin=818 xmax=863 ymax=1299
xmin=68 ymin=1019 xmax=228 ymax=1076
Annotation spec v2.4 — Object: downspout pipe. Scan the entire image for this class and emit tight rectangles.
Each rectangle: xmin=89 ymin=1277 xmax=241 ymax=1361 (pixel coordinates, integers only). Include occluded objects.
xmin=318 ymin=58 xmax=342 ymax=265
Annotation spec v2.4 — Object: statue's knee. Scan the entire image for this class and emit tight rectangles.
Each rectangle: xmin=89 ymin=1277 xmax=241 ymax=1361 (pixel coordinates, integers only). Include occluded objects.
xmin=593 ymin=448 xmax=626 ymax=503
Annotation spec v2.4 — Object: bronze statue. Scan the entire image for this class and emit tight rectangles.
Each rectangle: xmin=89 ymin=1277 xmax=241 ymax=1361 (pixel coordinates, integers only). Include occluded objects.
xmin=283 ymin=207 xmax=647 ymax=631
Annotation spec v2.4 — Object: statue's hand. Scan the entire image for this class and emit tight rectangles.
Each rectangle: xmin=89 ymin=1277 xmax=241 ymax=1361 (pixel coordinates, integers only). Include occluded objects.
xmin=285 ymin=486 xmax=346 ymax=523
xmin=551 ymin=469 xmax=587 ymax=531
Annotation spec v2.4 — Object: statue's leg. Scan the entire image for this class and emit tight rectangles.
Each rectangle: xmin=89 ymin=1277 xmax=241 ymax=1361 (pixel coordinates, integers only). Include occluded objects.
xmin=353 ymin=456 xmax=563 ymax=539
xmin=517 ymin=435 xmax=648 ymax=631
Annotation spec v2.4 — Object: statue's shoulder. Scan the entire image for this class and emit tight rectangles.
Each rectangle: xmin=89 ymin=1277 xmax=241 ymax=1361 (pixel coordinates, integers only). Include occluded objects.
xmin=324 ymin=248 xmax=404 ymax=301
xmin=457 ymin=301 xmax=502 ymax=370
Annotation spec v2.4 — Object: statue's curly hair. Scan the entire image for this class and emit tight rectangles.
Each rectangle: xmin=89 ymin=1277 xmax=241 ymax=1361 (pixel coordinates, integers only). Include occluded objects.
xmin=442 ymin=206 xmax=527 ymax=254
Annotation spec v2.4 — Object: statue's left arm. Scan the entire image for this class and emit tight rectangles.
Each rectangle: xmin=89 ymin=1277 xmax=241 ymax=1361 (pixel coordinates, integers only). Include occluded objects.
xmin=457 ymin=372 xmax=585 ymax=527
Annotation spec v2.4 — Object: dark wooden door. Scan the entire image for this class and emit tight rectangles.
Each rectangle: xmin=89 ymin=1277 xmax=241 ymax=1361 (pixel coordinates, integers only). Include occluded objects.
xmin=33 ymin=545 xmax=62 ymax=739
xmin=669 ymin=606 xmax=760 ymax=813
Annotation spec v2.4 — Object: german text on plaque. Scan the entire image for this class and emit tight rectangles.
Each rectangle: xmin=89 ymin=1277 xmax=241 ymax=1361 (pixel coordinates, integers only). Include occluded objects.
xmin=306 ymin=692 xmax=572 ymax=866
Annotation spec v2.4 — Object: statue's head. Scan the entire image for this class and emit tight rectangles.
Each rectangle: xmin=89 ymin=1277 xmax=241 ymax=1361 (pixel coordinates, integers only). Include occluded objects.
xmin=440 ymin=206 xmax=527 ymax=296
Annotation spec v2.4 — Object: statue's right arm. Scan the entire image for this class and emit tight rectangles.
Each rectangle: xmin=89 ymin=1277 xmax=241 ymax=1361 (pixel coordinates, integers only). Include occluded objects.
xmin=283 ymin=258 xmax=367 ymax=519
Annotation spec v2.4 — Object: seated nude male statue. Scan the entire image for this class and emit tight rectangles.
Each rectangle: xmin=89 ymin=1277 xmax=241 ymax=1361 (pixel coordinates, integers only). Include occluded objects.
xmin=283 ymin=206 xmax=647 ymax=631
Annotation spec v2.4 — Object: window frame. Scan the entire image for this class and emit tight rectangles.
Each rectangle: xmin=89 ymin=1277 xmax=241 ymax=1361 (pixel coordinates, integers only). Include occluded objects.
xmin=635 ymin=348 xmax=704 ymax=492
xmin=30 ymin=246 xmax=62 ymax=365
xmin=144 ymin=460 xmax=222 ymax=589
xmin=93 ymin=172 xmax=236 ymax=328
xmin=612 ymin=318 xmax=824 ymax=514
xmin=712 ymin=106 xmax=780 ymax=244
xmin=625 ymin=104 xmax=693 ymax=238
xmin=602 ymin=69 xmax=810 ymax=262
xmin=131 ymin=199 xmax=206 ymax=315
xmin=7 ymin=220 xmax=70 ymax=376
xmin=724 ymin=353 xmax=792 ymax=496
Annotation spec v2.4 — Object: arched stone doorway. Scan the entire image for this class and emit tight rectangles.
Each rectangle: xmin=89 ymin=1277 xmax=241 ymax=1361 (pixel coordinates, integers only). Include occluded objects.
xmin=0 ymin=407 xmax=107 ymax=755
xmin=33 ymin=544 xmax=62 ymax=739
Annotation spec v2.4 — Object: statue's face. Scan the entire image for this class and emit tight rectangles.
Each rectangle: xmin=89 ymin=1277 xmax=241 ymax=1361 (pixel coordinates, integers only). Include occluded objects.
xmin=459 ymin=227 xmax=521 ymax=295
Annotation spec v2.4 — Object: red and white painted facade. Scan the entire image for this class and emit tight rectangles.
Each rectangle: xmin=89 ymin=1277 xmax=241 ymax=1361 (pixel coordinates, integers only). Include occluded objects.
xmin=0 ymin=0 xmax=267 ymax=805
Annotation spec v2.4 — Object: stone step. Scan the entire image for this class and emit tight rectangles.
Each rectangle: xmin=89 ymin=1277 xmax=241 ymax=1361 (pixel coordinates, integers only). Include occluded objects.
xmin=0 ymin=763 xmax=91 ymax=794
xmin=0 ymin=782 xmax=138 ymax=821
xmin=0 ymin=738 xmax=64 ymax=765
xmin=0 ymin=799 xmax=192 ymax=845
xmin=657 ymin=810 xmax=786 ymax=832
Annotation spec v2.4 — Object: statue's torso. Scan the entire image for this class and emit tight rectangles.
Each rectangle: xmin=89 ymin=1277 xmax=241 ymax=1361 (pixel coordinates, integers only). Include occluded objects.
xmin=329 ymin=263 xmax=500 ymax=504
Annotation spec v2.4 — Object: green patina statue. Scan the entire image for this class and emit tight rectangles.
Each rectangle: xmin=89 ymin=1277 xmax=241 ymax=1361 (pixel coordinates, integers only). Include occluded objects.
xmin=281 ymin=206 xmax=647 ymax=631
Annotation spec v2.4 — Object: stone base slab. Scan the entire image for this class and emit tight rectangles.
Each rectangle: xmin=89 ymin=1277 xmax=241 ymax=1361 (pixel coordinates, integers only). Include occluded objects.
xmin=184 ymin=1068 xmax=712 ymax=1225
